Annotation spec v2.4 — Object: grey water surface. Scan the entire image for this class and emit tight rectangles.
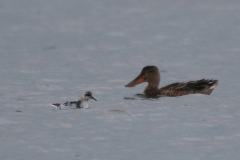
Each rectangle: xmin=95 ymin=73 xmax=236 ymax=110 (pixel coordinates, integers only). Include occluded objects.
xmin=1 ymin=0 xmax=240 ymax=160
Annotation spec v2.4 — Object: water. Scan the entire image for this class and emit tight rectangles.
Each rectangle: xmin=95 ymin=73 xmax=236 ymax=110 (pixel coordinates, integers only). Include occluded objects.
xmin=1 ymin=0 xmax=240 ymax=160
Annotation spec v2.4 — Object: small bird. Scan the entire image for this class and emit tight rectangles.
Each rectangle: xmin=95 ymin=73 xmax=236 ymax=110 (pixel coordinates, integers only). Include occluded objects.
xmin=52 ymin=91 xmax=97 ymax=109
xmin=125 ymin=66 xmax=219 ymax=97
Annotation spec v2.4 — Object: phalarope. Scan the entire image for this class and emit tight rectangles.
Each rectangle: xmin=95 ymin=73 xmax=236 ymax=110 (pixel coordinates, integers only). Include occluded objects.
xmin=125 ymin=66 xmax=219 ymax=97
xmin=52 ymin=91 xmax=97 ymax=109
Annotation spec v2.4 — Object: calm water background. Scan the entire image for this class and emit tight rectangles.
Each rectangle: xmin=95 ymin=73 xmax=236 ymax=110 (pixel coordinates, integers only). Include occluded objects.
xmin=1 ymin=0 xmax=240 ymax=160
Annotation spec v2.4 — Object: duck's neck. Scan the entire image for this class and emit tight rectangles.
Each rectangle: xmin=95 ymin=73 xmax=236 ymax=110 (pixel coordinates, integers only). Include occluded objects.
xmin=144 ymin=83 xmax=159 ymax=95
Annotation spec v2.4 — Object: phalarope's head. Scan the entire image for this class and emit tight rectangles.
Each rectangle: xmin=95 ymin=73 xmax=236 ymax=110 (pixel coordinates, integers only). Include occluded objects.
xmin=125 ymin=66 xmax=160 ymax=87
xmin=84 ymin=91 xmax=97 ymax=101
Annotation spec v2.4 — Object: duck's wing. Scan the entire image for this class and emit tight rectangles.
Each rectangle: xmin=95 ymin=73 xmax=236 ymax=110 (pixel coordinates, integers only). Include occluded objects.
xmin=159 ymin=79 xmax=219 ymax=97
xmin=52 ymin=100 xmax=81 ymax=109
xmin=186 ymin=79 xmax=219 ymax=90
xmin=63 ymin=100 xmax=82 ymax=109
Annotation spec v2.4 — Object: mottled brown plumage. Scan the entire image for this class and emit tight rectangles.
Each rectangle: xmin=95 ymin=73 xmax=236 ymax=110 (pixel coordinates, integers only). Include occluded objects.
xmin=125 ymin=66 xmax=219 ymax=97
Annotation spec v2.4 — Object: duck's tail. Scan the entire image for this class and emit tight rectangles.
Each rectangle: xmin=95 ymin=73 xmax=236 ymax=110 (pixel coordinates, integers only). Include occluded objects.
xmin=187 ymin=79 xmax=219 ymax=95
xmin=209 ymin=80 xmax=219 ymax=89
xmin=51 ymin=103 xmax=61 ymax=108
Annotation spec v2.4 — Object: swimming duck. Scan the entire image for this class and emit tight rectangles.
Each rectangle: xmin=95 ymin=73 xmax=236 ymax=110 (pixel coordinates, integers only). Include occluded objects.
xmin=125 ymin=66 xmax=219 ymax=97
xmin=52 ymin=91 xmax=97 ymax=109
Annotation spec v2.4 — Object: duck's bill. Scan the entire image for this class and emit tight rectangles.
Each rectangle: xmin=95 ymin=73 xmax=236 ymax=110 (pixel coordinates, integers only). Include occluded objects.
xmin=91 ymin=96 xmax=97 ymax=101
xmin=125 ymin=76 xmax=145 ymax=87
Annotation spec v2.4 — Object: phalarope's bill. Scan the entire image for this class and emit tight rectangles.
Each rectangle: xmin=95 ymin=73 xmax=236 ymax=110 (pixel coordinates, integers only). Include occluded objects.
xmin=52 ymin=91 xmax=97 ymax=109
xmin=125 ymin=66 xmax=219 ymax=97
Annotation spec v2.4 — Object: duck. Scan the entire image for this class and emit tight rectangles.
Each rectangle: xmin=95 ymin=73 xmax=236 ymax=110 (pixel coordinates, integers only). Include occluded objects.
xmin=125 ymin=66 xmax=219 ymax=97
xmin=52 ymin=91 xmax=97 ymax=109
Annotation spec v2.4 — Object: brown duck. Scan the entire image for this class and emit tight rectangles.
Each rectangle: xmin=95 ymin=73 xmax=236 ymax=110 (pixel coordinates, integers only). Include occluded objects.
xmin=125 ymin=66 xmax=219 ymax=97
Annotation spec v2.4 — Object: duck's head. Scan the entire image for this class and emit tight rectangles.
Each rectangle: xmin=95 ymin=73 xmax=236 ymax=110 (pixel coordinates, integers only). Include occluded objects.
xmin=84 ymin=91 xmax=97 ymax=101
xmin=125 ymin=66 xmax=160 ymax=87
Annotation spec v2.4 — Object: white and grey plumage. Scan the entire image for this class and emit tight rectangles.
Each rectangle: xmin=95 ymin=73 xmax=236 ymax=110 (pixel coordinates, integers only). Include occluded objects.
xmin=52 ymin=91 xmax=97 ymax=109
